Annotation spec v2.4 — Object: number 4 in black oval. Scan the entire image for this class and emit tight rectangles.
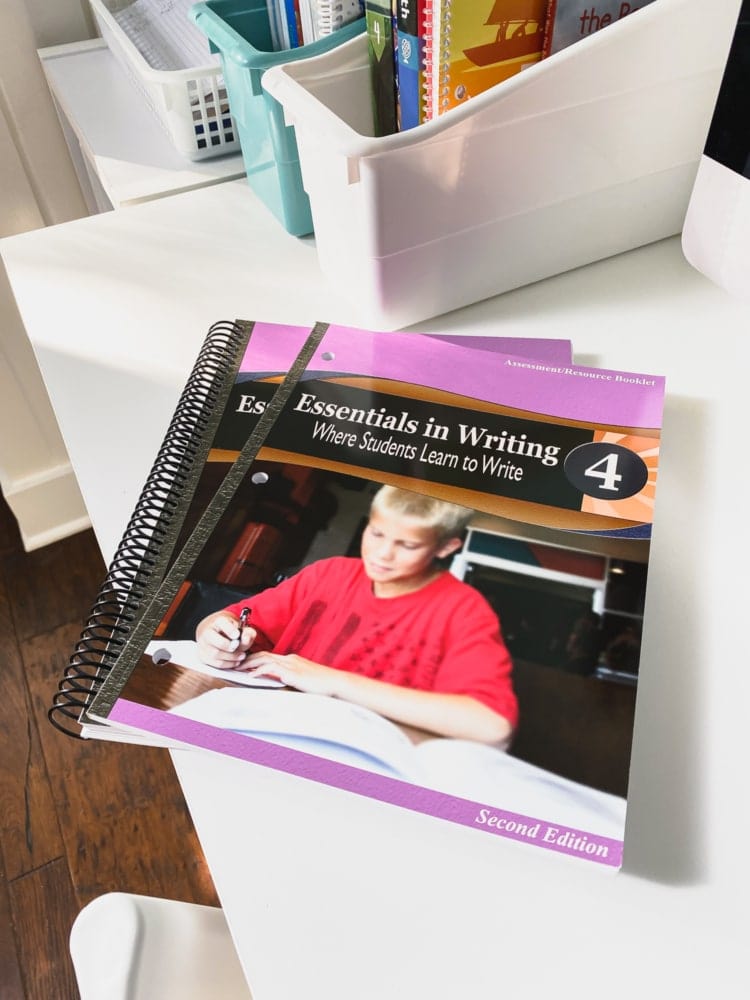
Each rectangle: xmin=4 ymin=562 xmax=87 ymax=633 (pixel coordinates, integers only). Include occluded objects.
xmin=563 ymin=442 xmax=649 ymax=501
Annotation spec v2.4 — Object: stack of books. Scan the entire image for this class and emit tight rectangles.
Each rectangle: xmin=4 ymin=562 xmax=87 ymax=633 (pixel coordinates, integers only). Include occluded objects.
xmin=367 ymin=0 xmax=657 ymax=135
xmin=51 ymin=318 xmax=666 ymax=873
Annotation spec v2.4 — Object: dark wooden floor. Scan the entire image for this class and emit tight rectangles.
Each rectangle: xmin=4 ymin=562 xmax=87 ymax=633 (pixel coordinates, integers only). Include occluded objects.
xmin=0 ymin=496 xmax=218 ymax=999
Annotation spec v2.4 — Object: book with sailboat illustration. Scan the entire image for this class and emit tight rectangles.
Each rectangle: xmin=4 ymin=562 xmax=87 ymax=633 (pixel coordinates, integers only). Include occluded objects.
xmin=425 ymin=0 xmax=547 ymax=118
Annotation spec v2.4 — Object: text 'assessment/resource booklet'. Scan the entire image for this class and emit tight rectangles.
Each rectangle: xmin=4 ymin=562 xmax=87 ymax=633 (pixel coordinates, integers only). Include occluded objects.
xmin=54 ymin=320 xmax=664 ymax=869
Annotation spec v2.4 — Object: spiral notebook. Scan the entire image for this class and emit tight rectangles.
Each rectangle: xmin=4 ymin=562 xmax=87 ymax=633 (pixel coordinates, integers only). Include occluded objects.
xmin=424 ymin=0 xmax=548 ymax=119
xmin=48 ymin=318 xmax=319 ymax=735
xmin=51 ymin=318 xmax=665 ymax=869
xmin=50 ymin=321 xmax=572 ymax=737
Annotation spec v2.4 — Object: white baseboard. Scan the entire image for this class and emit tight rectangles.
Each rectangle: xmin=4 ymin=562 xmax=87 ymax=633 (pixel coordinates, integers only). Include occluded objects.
xmin=3 ymin=462 xmax=92 ymax=552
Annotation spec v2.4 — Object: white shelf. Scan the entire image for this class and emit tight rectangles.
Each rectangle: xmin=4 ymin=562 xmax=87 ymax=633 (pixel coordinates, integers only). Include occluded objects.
xmin=38 ymin=38 xmax=245 ymax=209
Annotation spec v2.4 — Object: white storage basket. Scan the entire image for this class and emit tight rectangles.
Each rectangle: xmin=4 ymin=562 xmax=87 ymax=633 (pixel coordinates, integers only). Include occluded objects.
xmin=90 ymin=0 xmax=241 ymax=160
xmin=263 ymin=0 xmax=741 ymax=328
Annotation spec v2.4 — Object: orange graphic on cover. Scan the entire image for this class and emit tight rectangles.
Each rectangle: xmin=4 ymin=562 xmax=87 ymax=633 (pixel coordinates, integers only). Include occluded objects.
xmin=432 ymin=0 xmax=547 ymax=116
xmin=580 ymin=431 xmax=659 ymax=524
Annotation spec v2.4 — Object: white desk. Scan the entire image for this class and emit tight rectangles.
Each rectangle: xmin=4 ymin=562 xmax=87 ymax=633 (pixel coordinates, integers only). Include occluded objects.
xmin=39 ymin=39 xmax=245 ymax=211
xmin=2 ymin=180 xmax=748 ymax=999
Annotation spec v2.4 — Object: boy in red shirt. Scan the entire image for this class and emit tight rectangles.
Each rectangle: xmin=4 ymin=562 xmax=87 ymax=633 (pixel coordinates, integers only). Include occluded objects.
xmin=195 ymin=486 xmax=517 ymax=746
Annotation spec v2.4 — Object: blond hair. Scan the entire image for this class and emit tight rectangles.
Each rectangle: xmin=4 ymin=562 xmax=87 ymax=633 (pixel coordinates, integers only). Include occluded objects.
xmin=370 ymin=485 xmax=474 ymax=541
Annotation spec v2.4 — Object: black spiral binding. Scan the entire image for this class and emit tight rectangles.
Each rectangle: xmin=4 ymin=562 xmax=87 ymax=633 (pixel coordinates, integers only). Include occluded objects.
xmin=48 ymin=319 xmax=251 ymax=737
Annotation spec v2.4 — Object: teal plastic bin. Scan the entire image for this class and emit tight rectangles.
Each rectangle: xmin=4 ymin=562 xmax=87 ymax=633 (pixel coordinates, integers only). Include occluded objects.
xmin=190 ymin=0 xmax=365 ymax=236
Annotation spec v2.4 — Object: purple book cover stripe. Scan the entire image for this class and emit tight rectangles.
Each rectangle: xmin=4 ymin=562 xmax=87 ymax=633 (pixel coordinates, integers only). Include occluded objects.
xmin=109 ymin=700 xmax=623 ymax=868
xmin=240 ymin=323 xmax=573 ymax=380
xmin=243 ymin=323 xmax=663 ymax=430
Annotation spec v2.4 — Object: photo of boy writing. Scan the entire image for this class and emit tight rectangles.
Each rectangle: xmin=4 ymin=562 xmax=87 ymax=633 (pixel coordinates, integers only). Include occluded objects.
xmin=195 ymin=486 xmax=518 ymax=747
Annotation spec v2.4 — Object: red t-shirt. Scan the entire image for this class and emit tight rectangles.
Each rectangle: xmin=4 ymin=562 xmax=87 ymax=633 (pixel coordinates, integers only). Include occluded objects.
xmin=226 ymin=556 xmax=517 ymax=727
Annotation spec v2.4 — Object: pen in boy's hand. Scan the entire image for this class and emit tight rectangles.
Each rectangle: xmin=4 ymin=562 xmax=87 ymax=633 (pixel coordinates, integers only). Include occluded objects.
xmin=229 ymin=606 xmax=251 ymax=652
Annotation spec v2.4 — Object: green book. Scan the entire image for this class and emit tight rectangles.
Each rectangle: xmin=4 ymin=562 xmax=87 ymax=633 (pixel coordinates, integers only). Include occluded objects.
xmin=365 ymin=0 xmax=398 ymax=135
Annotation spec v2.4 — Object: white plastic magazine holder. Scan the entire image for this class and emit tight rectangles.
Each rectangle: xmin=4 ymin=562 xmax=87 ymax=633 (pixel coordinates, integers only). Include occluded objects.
xmin=262 ymin=0 xmax=742 ymax=328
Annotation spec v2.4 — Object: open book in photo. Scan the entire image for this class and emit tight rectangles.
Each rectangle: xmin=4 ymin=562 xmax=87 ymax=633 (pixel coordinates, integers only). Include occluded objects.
xmin=169 ymin=685 xmax=627 ymax=844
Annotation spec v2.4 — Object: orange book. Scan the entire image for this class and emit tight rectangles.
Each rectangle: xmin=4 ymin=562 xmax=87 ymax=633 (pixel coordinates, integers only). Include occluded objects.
xmin=424 ymin=0 xmax=547 ymax=119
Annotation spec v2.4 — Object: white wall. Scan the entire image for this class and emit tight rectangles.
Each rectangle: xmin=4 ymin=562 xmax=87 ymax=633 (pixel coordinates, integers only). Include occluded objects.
xmin=0 ymin=0 xmax=97 ymax=549
xmin=23 ymin=0 xmax=96 ymax=47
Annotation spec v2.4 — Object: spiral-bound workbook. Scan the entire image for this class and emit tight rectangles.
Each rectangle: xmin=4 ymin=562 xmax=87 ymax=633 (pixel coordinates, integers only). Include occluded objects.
xmin=48 ymin=318 xmax=317 ymax=735
xmin=424 ymin=0 xmax=547 ymax=118
xmin=52 ymin=319 xmax=665 ymax=870
xmin=50 ymin=321 xmax=571 ymax=737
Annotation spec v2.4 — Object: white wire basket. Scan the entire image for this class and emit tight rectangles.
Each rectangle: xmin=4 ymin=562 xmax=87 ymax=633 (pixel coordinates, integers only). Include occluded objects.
xmin=90 ymin=0 xmax=241 ymax=160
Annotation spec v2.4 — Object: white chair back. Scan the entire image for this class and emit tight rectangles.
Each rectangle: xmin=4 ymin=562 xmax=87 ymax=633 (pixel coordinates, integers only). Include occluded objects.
xmin=70 ymin=893 xmax=253 ymax=999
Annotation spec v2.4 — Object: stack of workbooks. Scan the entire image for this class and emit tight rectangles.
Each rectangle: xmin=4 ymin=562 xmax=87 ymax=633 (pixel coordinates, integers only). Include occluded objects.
xmin=367 ymin=0 xmax=657 ymax=134
xmin=51 ymin=319 xmax=665 ymax=871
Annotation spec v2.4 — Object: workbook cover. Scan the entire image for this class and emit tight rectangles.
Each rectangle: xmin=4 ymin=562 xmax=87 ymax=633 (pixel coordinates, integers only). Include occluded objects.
xmin=57 ymin=320 xmax=572 ymax=739
xmin=87 ymin=322 xmax=664 ymax=869
xmin=426 ymin=0 xmax=547 ymax=118
xmin=365 ymin=0 xmax=398 ymax=134
xmin=542 ymin=0 xmax=656 ymax=57
xmin=395 ymin=0 xmax=426 ymax=129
